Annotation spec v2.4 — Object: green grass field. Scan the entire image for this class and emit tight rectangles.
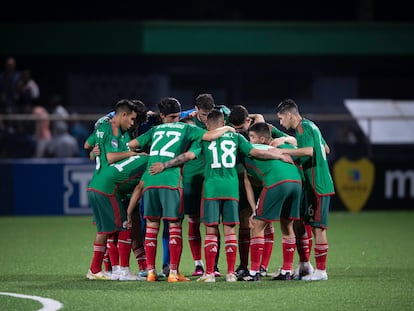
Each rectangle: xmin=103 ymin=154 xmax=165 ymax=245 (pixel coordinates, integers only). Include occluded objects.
xmin=1 ymin=211 xmax=414 ymax=310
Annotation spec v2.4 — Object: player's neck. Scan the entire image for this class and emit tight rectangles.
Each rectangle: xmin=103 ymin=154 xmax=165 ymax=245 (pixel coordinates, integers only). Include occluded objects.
xmin=292 ymin=116 xmax=302 ymax=130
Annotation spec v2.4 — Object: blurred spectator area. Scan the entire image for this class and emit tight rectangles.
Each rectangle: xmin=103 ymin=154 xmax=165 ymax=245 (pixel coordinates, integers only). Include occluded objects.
xmin=1 ymin=21 xmax=413 ymax=159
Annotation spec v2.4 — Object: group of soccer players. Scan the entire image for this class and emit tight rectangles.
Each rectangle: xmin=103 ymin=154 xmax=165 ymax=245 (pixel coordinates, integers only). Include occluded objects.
xmin=85 ymin=94 xmax=334 ymax=283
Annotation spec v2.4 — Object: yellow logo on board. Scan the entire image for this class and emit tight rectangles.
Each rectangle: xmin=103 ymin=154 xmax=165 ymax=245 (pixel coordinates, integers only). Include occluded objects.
xmin=333 ymin=157 xmax=375 ymax=212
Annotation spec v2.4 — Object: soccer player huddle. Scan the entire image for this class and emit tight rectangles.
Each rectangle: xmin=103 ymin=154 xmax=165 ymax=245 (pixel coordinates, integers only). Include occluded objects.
xmin=85 ymin=94 xmax=334 ymax=283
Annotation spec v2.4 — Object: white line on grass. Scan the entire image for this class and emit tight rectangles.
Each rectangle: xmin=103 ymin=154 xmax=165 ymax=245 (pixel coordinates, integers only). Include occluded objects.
xmin=0 ymin=292 xmax=63 ymax=311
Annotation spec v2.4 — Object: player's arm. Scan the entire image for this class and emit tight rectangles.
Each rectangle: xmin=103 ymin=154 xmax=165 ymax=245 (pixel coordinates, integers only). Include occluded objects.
xmin=107 ymin=150 xmax=139 ymax=164
xmin=84 ymin=140 xmax=92 ymax=150
xmin=270 ymin=136 xmax=297 ymax=147
xmin=248 ymin=113 xmax=265 ymax=124
xmin=280 ymin=146 xmax=314 ymax=158
xmin=84 ymin=137 xmax=100 ymax=160
xmin=268 ymin=123 xmax=297 ymax=147
xmin=243 ymin=172 xmax=256 ymax=215
xmin=87 ymin=144 xmax=100 ymax=160
xmin=149 ymin=151 xmax=196 ymax=175
xmin=243 ymin=171 xmax=258 ymax=229
xmin=249 ymin=147 xmax=294 ymax=164
xmin=125 ymin=180 xmax=144 ymax=229
xmin=202 ymin=126 xmax=236 ymax=141
xmin=127 ymin=138 xmax=141 ymax=150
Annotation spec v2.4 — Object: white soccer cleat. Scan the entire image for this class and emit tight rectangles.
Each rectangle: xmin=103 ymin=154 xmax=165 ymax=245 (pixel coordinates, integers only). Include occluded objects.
xmin=136 ymin=273 xmax=147 ymax=281
xmin=226 ymin=273 xmax=237 ymax=282
xmin=119 ymin=267 xmax=140 ymax=281
xmin=197 ymin=273 xmax=216 ymax=283
xmin=86 ymin=269 xmax=110 ymax=280
xmin=302 ymin=269 xmax=328 ymax=281
xmin=110 ymin=269 xmax=121 ymax=280
xmin=292 ymin=261 xmax=314 ymax=280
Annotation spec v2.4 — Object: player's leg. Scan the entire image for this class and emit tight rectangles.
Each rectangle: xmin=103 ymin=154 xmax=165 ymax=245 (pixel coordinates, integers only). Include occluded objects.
xmin=272 ymin=216 xmax=296 ymax=281
xmin=87 ymin=232 xmax=109 ymax=280
xmin=292 ymin=186 xmax=314 ymax=279
xmin=260 ymin=223 xmax=274 ymax=276
xmin=160 ymin=188 xmax=189 ymax=282
xmin=86 ymin=191 xmax=116 ymax=280
xmin=131 ymin=203 xmax=147 ymax=278
xmin=302 ymin=195 xmax=330 ymax=281
xmin=235 ymin=206 xmax=251 ymax=279
xmin=161 ymin=219 xmax=170 ymax=276
xmin=183 ymin=180 xmax=205 ymax=276
xmin=197 ymin=199 xmax=219 ymax=282
xmin=143 ymin=189 xmax=162 ymax=281
xmin=239 ymin=219 xmax=266 ymax=282
xmin=222 ymin=200 xmax=239 ymax=282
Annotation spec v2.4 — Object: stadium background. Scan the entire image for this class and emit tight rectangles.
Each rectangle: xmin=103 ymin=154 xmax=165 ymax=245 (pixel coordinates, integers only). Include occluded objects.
xmin=1 ymin=1 xmax=413 ymax=214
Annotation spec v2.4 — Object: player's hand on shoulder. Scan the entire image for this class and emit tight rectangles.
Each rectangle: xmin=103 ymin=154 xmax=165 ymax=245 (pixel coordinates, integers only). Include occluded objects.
xmin=226 ymin=126 xmax=236 ymax=133
xmin=149 ymin=162 xmax=165 ymax=175
xmin=270 ymin=137 xmax=285 ymax=147
xmin=280 ymin=153 xmax=294 ymax=164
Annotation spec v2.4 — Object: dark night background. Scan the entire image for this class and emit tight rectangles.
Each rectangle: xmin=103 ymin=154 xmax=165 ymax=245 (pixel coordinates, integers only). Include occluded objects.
xmin=1 ymin=0 xmax=413 ymax=159
xmin=1 ymin=1 xmax=412 ymax=22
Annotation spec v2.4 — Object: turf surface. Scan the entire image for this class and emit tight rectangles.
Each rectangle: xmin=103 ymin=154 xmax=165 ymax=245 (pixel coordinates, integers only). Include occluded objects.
xmin=1 ymin=211 xmax=413 ymax=310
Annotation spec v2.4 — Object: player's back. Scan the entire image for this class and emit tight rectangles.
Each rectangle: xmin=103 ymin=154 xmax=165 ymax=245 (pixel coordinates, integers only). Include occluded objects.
xmin=201 ymin=132 xmax=252 ymax=200
xmin=244 ymin=143 xmax=302 ymax=186
xmin=138 ymin=122 xmax=206 ymax=189
xmin=88 ymin=155 xmax=148 ymax=196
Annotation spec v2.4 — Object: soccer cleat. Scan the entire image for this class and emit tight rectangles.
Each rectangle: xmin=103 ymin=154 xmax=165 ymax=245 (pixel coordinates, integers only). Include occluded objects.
xmin=138 ymin=270 xmax=148 ymax=278
xmin=214 ymin=265 xmax=221 ymax=277
xmin=110 ymin=269 xmax=121 ymax=280
xmin=302 ymin=269 xmax=328 ymax=281
xmin=272 ymin=269 xmax=291 ymax=281
xmin=86 ymin=269 xmax=109 ymax=280
xmin=197 ymin=273 xmax=216 ymax=283
xmin=292 ymin=262 xmax=315 ymax=280
xmin=135 ymin=274 xmax=147 ymax=281
xmin=168 ymin=272 xmax=190 ymax=283
xmin=226 ymin=273 xmax=238 ymax=282
xmin=235 ymin=265 xmax=249 ymax=280
xmin=259 ymin=266 xmax=267 ymax=277
xmin=240 ymin=273 xmax=260 ymax=282
xmin=119 ymin=268 xmax=140 ymax=281
xmin=147 ymin=270 xmax=158 ymax=282
xmin=192 ymin=265 xmax=205 ymax=276
xmin=103 ymin=270 xmax=112 ymax=279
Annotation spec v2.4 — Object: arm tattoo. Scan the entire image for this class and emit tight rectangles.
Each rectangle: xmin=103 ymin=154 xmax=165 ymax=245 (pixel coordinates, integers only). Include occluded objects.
xmin=164 ymin=153 xmax=190 ymax=169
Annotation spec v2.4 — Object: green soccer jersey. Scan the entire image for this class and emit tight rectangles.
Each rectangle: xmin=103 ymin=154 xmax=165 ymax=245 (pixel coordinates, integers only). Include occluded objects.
xmin=296 ymin=119 xmax=334 ymax=195
xmin=244 ymin=143 xmax=302 ymax=187
xmin=136 ymin=122 xmax=206 ymax=189
xmin=182 ymin=117 xmax=207 ymax=183
xmin=86 ymin=122 xmax=133 ymax=174
xmin=182 ymin=141 xmax=205 ymax=183
xmin=190 ymin=116 xmax=207 ymax=129
xmin=198 ymin=131 xmax=254 ymax=200
xmin=88 ymin=154 xmax=148 ymax=196
xmin=271 ymin=126 xmax=289 ymax=138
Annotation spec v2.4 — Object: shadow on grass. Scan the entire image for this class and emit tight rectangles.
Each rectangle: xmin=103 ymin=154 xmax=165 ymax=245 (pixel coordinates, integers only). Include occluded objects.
xmin=3 ymin=266 xmax=403 ymax=292
xmin=0 ymin=274 xmax=315 ymax=292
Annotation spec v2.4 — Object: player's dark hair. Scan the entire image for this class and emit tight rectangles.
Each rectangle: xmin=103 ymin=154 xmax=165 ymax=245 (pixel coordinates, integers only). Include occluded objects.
xmin=115 ymin=99 xmax=138 ymax=114
xmin=249 ymin=122 xmax=271 ymax=140
xmin=207 ymin=109 xmax=224 ymax=123
xmin=195 ymin=93 xmax=215 ymax=110
xmin=229 ymin=105 xmax=249 ymax=126
xmin=158 ymin=97 xmax=181 ymax=115
xmin=131 ymin=99 xmax=147 ymax=125
xmin=277 ymin=98 xmax=298 ymax=114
